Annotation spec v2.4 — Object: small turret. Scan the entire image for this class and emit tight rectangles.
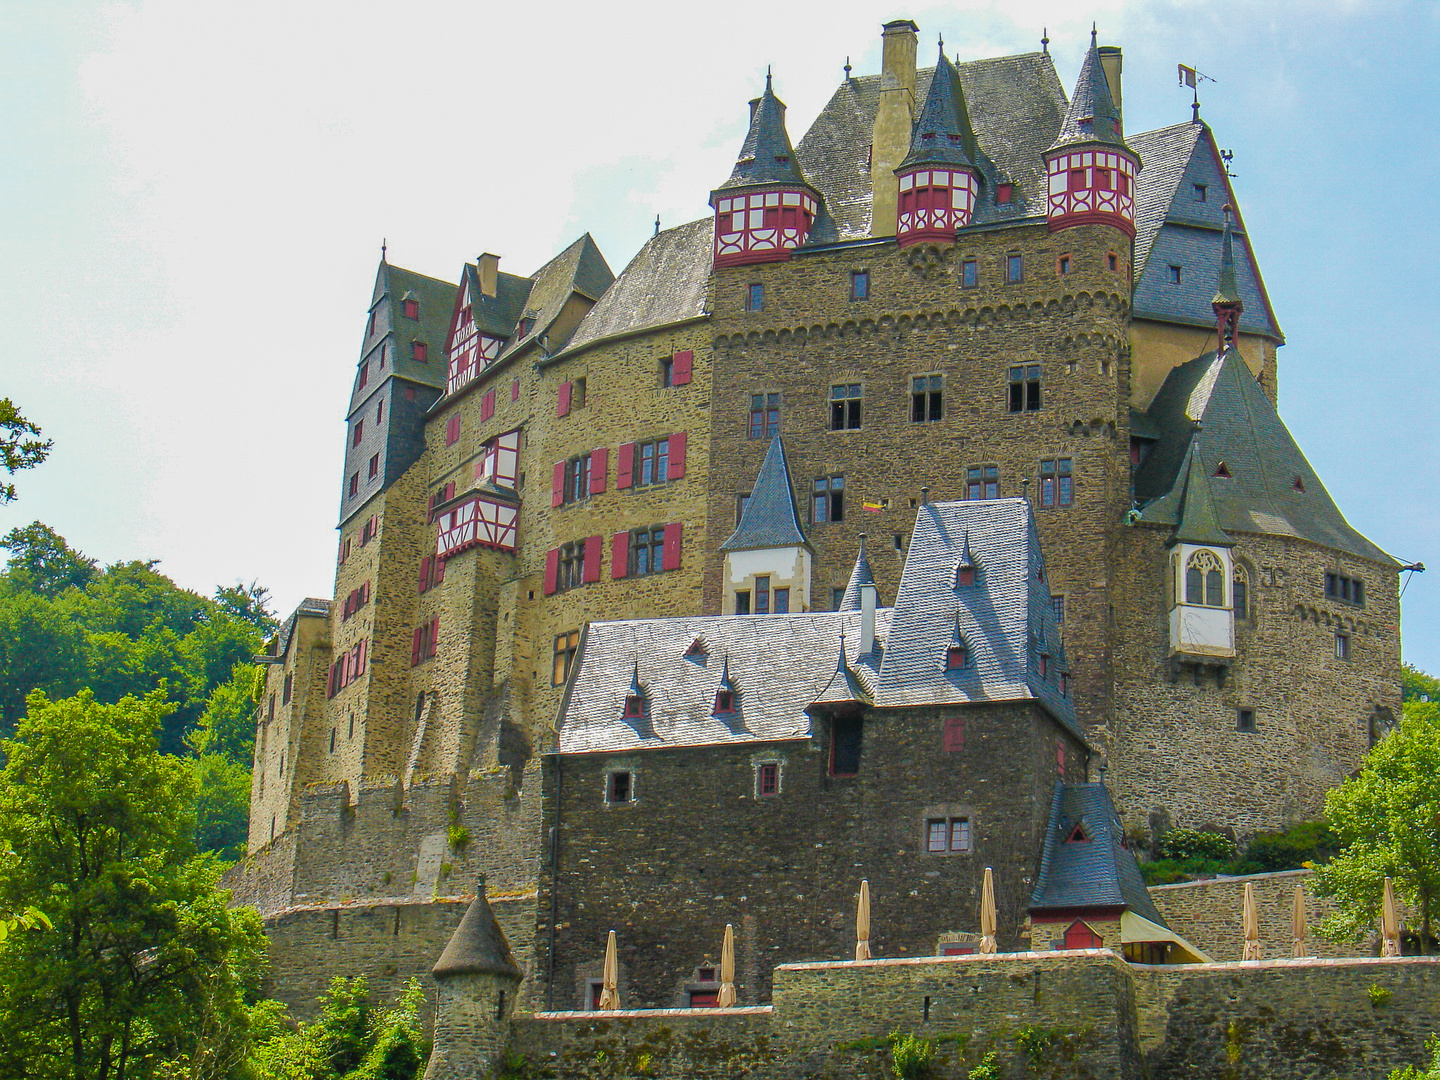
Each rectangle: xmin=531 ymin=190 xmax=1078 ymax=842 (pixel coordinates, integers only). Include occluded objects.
xmin=721 ymin=435 xmax=812 ymax=613
xmin=895 ymin=44 xmax=982 ymax=247
xmin=1212 ymin=206 xmax=1244 ymax=352
xmin=710 ymin=72 xmax=820 ymax=267
xmin=426 ymin=884 xmax=523 ymax=1080
xmin=1043 ymin=30 xmax=1140 ymax=237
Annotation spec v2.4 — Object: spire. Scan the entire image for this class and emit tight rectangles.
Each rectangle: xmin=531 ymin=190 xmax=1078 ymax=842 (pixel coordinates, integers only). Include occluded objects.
xmin=716 ymin=75 xmax=808 ymax=191
xmin=1173 ymin=441 xmax=1232 ymax=547
xmin=958 ymin=531 xmax=977 ymax=570
xmin=810 ymin=637 xmax=873 ymax=708
xmin=1212 ymin=205 xmax=1244 ymax=350
xmin=898 ymin=47 xmax=979 ymax=170
xmin=721 ymin=435 xmax=808 ymax=551
xmin=1049 ymin=33 xmax=1129 ymax=152
xmin=838 ymin=535 xmax=876 ymax=611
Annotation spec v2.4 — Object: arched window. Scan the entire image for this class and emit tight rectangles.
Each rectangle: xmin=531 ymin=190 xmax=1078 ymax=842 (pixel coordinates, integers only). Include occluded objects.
xmin=1233 ymin=565 xmax=1249 ymax=620
xmin=1185 ymin=550 xmax=1225 ymax=607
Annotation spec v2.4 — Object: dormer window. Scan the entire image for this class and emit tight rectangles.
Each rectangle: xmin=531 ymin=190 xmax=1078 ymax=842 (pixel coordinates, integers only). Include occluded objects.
xmin=1066 ymin=823 xmax=1091 ymax=844
xmin=402 ymin=298 xmax=419 ymax=319
xmin=714 ymin=690 xmax=735 ymax=715
xmin=995 ymin=183 xmax=1013 ymax=204
xmin=1293 ymin=475 xmax=1306 ymax=493
xmin=1214 ymin=461 xmax=1232 ymax=478
xmin=517 ymin=317 xmax=535 ymax=338
xmin=945 ymin=644 xmax=971 ymax=671
xmin=684 ymin=639 xmax=708 ymax=661
xmin=1038 ymin=653 xmax=1050 ymax=679
xmin=411 ymin=341 xmax=428 ymax=362
xmin=622 ymin=695 xmax=644 ymax=719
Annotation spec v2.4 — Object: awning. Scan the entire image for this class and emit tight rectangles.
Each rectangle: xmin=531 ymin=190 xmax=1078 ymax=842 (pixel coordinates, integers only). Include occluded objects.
xmin=1121 ymin=911 xmax=1213 ymax=964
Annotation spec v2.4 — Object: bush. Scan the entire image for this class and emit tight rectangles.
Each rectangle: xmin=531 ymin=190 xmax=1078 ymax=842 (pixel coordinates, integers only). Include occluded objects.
xmin=1158 ymin=828 xmax=1236 ymax=863
xmin=1244 ymin=820 xmax=1337 ymax=873
xmin=890 ymin=1031 xmax=935 ymax=1080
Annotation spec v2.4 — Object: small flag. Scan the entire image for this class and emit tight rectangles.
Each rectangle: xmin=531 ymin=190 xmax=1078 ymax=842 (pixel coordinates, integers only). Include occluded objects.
xmin=1178 ymin=64 xmax=1197 ymax=88
xmin=862 ymin=501 xmax=884 ymax=512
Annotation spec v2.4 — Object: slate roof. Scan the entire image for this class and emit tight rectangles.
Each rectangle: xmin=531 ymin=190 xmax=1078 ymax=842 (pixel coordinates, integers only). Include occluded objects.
xmin=1134 ymin=350 xmax=1394 ymax=564
xmin=351 ymin=261 xmax=455 ymax=413
xmin=495 ymin=234 xmax=614 ymax=364
xmin=432 ymin=890 xmax=523 ymax=980
xmin=274 ymin=597 xmax=331 ymax=661
xmin=721 ymin=435 xmax=808 ymax=552
xmin=1127 ymin=122 xmax=1282 ymax=342
xmin=458 ymin=261 xmax=532 ymax=339
xmin=714 ymin=75 xmax=810 ymax=193
xmin=898 ymin=48 xmax=979 ymax=171
xmin=1029 ymin=783 xmax=1166 ymax=925
xmin=1049 ymin=36 xmax=1129 ymax=153
xmin=811 ymin=640 xmax=875 ymax=707
xmin=837 ymin=536 xmax=877 ymax=610
xmin=1212 ymin=213 xmax=1242 ymax=307
xmin=872 ymin=499 xmax=1081 ymax=739
xmin=559 ymin=218 xmax=713 ymax=358
xmin=1171 ymin=444 xmax=1232 ymax=548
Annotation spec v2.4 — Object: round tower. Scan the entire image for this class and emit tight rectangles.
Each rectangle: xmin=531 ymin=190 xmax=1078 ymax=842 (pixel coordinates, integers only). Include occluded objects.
xmin=895 ymin=44 xmax=982 ymax=247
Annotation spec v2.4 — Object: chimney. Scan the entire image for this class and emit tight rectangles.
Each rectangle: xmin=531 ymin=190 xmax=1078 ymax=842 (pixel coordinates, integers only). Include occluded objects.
xmin=860 ymin=583 xmax=877 ymax=656
xmin=870 ymin=19 xmax=919 ymax=238
xmin=477 ymin=253 xmax=500 ymax=298
xmin=1098 ymin=46 xmax=1123 ymax=128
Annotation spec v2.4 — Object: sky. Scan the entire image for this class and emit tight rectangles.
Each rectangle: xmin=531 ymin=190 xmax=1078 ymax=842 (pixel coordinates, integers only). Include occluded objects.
xmin=2 ymin=0 xmax=1437 ymax=674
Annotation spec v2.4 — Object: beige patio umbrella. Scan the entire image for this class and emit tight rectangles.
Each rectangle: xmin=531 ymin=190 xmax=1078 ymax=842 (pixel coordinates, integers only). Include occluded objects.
xmin=1242 ymin=881 xmax=1262 ymax=961
xmin=1291 ymin=884 xmax=1309 ymax=959
xmin=980 ymin=867 xmax=998 ymax=954
xmin=718 ymin=923 xmax=737 ymax=1007
xmin=599 ymin=929 xmax=620 ymax=1010
xmin=855 ymin=879 xmax=872 ymax=961
xmin=1382 ymin=877 xmax=1402 ymax=957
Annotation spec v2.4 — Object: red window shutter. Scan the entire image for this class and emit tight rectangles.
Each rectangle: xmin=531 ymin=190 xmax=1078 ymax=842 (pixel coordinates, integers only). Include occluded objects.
xmin=590 ymin=447 xmax=608 ymax=494
xmin=419 ymin=557 xmax=432 ymax=594
xmin=616 ymin=442 xmax=634 ymax=489
xmin=551 ymin=461 xmax=566 ymax=507
xmin=672 ymin=350 xmax=692 ymax=385
xmin=430 ymin=617 xmax=441 ymax=653
xmin=446 ymin=415 xmax=460 ymax=445
xmin=669 ymin=431 xmax=687 ymax=479
xmin=482 ymin=389 xmax=495 ymax=421
xmin=611 ymin=532 xmax=629 ymax=579
xmin=411 ymin=627 xmax=422 ymax=666
xmin=582 ymin=534 xmax=603 ymax=583
xmin=662 ymin=523 xmax=683 ymax=571
xmin=557 ymin=381 xmax=572 ymax=417
xmin=511 ymin=378 xmax=520 ymax=402
xmin=543 ymin=548 xmax=560 ymax=595
xmin=434 ymin=557 xmax=445 ymax=583
xmin=357 ymin=638 xmax=367 ymax=675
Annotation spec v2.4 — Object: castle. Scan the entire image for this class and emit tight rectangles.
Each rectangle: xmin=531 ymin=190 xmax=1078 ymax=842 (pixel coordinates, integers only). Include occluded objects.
xmin=224 ymin=18 xmax=1407 ymax=1070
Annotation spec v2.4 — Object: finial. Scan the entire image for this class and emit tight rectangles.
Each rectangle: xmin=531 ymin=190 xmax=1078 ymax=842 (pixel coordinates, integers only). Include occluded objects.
xmin=766 ymin=65 xmax=772 ymax=92
xmin=1222 ymin=203 xmax=1233 ymax=225
xmin=937 ymin=33 xmax=944 ymax=58
xmin=844 ymin=56 xmax=852 ymax=81
xmin=1041 ymin=28 xmax=1049 ymax=54
xmin=654 ymin=214 xmax=661 ymax=236
xmin=381 ymin=237 xmax=387 ymax=262
xmin=1021 ymin=477 xmax=1031 ymax=502
xmin=1091 ymin=22 xmax=1097 ymax=44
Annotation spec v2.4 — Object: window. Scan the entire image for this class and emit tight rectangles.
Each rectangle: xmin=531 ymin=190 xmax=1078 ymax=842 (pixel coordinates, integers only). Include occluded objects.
xmin=1006 ymin=254 xmax=1023 ymax=283
xmin=606 ymin=770 xmax=632 ymax=804
xmin=556 ymin=541 xmax=583 ymax=593
xmin=517 ymin=317 xmax=534 ymax=338
xmin=1107 ymin=251 xmax=1119 ymax=273
xmin=1233 ymin=567 xmax=1249 ymax=620
xmin=402 ymin=298 xmax=419 ymax=319
xmin=749 ymin=393 xmax=780 ymax=439
xmin=1335 ymin=632 xmax=1351 ymax=661
xmin=995 ymin=183 xmax=1013 ymax=204
xmin=1051 ymin=596 xmax=1065 ymax=625
xmin=446 ymin=414 xmax=460 ymax=446
xmin=926 ymin=817 xmax=972 ymax=853
xmin=282 ymin=673 xmax=293 ymax=705
xmin=734 ymin=590 xmax=751 ymax=615
xmin=830 ymin=714 xmax=862 ymax=776
xmin=1193 ymin=183 xmax=1207 ymax=202
xmin=636 ymin=438 xmax=669 ymax=486
xmin=1039 ymin=458 xmax=1073 ymax=506
xmin=1057 ymin=253 xmax=1071 ymax=276
xmin=746 ymin=283 xmax=764 ymax=311
xmin=409 ymin=621 xmax=438 ymax=666
xmin=851 ymin=271 xmax=870 ymax=300
xmin=965 ymin=465 xmax=999 ymax=500
xmin=572 ymin=377 xmax=587 ymax=409
xmin=563 ymin=453 xmax=594 ymax=505
xmin=1008 ymin=365 xmax=1041 ymax=412
xmin=660 ymin=356 xmax=675 ymax=387
xmin=352 ymin=421 xmax=364 ymax=446
xmin=945 ymin=643 xmax=971 ymax=670
xmin=1325 ymin=572 xmax=1365 ymax=606
xmin=375 ymin=400 xmax=383 ymax=423
xmin=629 ymin=527 xmax=664 ymax=576
xmin=368 ymin=310 xmax=377 ymax=336
xmin=358 ymin=361 xmax=369 ymax=389
xmin=1237 ymin=708 xmax=1256 ymax=732
xmin=813 ymin=475 xmax=845 ymax=522
xmin=961 ymin=258 xmax=978 ymax=288
xmin=552 ymin=631 xmax=580 ymax=685
xmin=911 ymin=375 xmax=943 ymax=422
xmin=773 ymin=587 xmax=790 ymax=613
xmin=831 ymin=586 xmax=845 ymax=610
xmin=757 ymin=761 xmax=779 ymax=796
xmin=367 ymin=454 xmax=379 ymax=479
xmin=412 ymin=341 xmax=428 ymax=362
xmin=754 ymin=575 xmax=771 ymax=614
xmin=942 ymin=717 xmax=965 ymax=751
xmin=1167 ymin=264 xmax=1182 ymax=285
xmin=622 ymin=695 xmax=644 ymax=719
xmin=1184 ymin=550 xmax=1226 ymax=607
xmin=714 ymin=690 xmax=735 ymax=715
xmin=348 ymin=473 xmax=359 ymax=497
xmin=829 ymin=384 xmax=862 ymax=430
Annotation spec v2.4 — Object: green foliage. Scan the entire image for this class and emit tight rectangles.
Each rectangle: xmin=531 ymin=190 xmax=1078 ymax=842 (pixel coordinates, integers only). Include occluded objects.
xmin=447 ymin=825 xmax=470 ymax=852
xmin=1158 ymin=828 xmax=1236 ymax=862
xmin=193 ymin=753 xmax=253 ymax=863
xmin=1391 ymin=1034 xmax=1440 ymax=1080
xmin=0 ymin=399 xmax=52 ymax=504
xmin=1013 ymin=1025 xmax=1059 ymax=1068
xmin=1 ymin=521 xmax=96 ymax=596
xmin=888 ymin=1031 xmax=934 ymax=1080
xmin=1240 ymin=820 xmax=1338 ymax=874
xmin=243 ymin=978 xmax=428 ymax=1080
xmin=1405 ymin=664 xmax=1440 ymax=705
xmin=0 ymin=688 xmax=268 ymax=1078
xmin=966 ymin=1051 xmax=1000 ymax=1080
xmin=1314 ymin=705 xmax=1440 ymax=952
xmin=1369 ymin=983 xmax=1393 ymax=1007
xmin=189 ymin=663 xmax=261 ymax=762
xmin=214 ymin=581 xmax=281 ymax=638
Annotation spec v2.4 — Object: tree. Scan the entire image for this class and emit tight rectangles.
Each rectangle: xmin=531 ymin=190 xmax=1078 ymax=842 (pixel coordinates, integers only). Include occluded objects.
xmin=0 ymin=591 xmax=87 ymax=727
xmin=0 ymin=399 xmax=51 ymax=504
xmin=214 ymin=581 xmax=279 ymax=639
xmin=0 ymin=522 xmax=96 ymax=597
xmin=244 ymin=978 xmax=427 ymax=1080
xmin=1314 ymin=703 xmax=1440 ymax=953
xmin=0 ymin=689 xmax=266 ymax=1078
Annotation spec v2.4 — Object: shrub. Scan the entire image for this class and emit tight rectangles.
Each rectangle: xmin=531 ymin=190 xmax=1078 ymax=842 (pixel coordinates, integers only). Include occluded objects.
xmin=448 ymin=824 xmax=471 ymax=852
xmin=967 ymin=1051 xmax=1001 ymax=1080
xmin=890 ymin=1031 xmax=935 ymax=1080
xmin=1158 ymin=828 xmax=1236 ymax=863
xmin=1244 ymin=820 xmax=1337 ymax=873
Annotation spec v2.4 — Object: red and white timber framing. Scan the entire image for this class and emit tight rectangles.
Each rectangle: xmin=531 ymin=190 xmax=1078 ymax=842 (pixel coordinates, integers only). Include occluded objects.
xmin=711 ymin=188 xmax=818 ymax=267
xmin=1045 ymin=149 xmax=1137 ymax=237
xmin=446 ymin=300 xmax=504 ymax=397
xmin=896 ymin=167 xmax=980 ymax=247
xmin=437 ymin=429 xmax=521 ymax=556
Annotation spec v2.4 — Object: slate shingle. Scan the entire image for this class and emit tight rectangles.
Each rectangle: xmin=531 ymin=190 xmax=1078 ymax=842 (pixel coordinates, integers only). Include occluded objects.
xmin=721 ymin=435 xmax=808 ymax=552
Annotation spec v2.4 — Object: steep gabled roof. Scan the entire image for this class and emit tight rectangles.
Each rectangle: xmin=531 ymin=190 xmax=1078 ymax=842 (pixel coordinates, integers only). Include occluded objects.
xmin=810 ymin=640 xmax=875 ymax=708
xmin=721 ymin=435 xmax=808 ymax=552
xmin=456 ymin=261 xmax=532 ymax=340
xmin=1135 ymin=350 xmax=1394 ymax=564
xmin=1171 ymin=442 xmax=1233 ymax=548
xmin=1049 ymin=35 xmax=1130 ymax=153
xmin=715 ymin=75 xmax=810 ymax=192
xmin=351 ymin=261 xmax=456 ymax=412
xmin=432 ymin=890 xmax=522 ymax=980
xmin=495 ymin=234 xmax=614 ymax=364
xmin=837 ymin=536 xmax=877 ymax=610
xmin=1029 ymin=783 xmax=1164 ymax=923
xmin=899 ymin=48 xmax=979 ymax=171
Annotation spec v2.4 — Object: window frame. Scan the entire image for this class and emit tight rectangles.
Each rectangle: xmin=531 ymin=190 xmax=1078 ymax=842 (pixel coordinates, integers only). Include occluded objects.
xmin=850 ymin=270 xmax=870 ymax=301
xmin=829 ymin=713 xmax=863 ymax=777
xmin=961 ymin=258 xmax=979 ymax=288
xmin=552 ymin=630 xmax=580 ymax=686
xmin=965 ymin=464 xmax=1000 ymax=501
xmin=1236 ymin=708 xmax=1257 ymax=732
xmin=746 ymin=283 xmax=764 ymax=312
xmin=1038 ymin=457 xmax=1073 ymax=507
xmin=606 ymin=770 xmax=633 ymax=805
xmin=756 ymin=761 xmax=780 ymax=797
xmin=1007 ymin=365 xmax=1042 ymax=413
xmin=556 ymin=541 xmax=584 ymax=593
xmin=828 ymin=383 xmax=863 ymax=431
xmin=748 ymin=392 xmax=780 ymax=439
xmin=634 ymin=437 xmax=670 ymax=487
xmin=911 ymin=374 xmax=943 ymax=423
xmin=925 ymin=816 xmax=973 ymax=854
xmin=812 ymin=474 xmax=846 ymax=523
xmin=628 ymin=526 xmax=665 ymax=577
xmin=1005 ymin=253 xmax=1024 ymax=284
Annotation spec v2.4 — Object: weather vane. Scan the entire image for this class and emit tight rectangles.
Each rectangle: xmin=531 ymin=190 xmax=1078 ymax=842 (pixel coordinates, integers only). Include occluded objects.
xmin=1177 ymin=64 xmax=1216 ymax=123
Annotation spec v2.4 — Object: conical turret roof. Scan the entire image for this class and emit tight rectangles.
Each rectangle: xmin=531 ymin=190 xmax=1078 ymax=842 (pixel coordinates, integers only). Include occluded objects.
xmin=1212 ymin=210 xmax=1243 ymax=308
xmin=837 ymin=536 xmax=876 ymax=611
xmin=721 ymin=435 xmax=808 ymax=551
xmin=432 ymin=888 xmax=522 ymax=980
xmin=715 ymin=73 xmax=809 ymax=192
xmin=899 ymin=47 xmax=979 ymax=171
xmin=1049 ymin=33 xmax=1130 ymax=154
xmin=1171 ymin=441 xmax=1233 ymax=547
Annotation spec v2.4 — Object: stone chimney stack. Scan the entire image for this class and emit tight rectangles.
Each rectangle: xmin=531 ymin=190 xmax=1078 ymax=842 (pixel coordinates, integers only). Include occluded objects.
xmin=1098 ymin=46 xmax=1123 ymax=128
xmin=870 ymin=19 xmax=919 ymax=237
xmin=477 ymin=253 xmax=500 ymax=298
xmin=860 ymin=583 xmax=877 ymax=656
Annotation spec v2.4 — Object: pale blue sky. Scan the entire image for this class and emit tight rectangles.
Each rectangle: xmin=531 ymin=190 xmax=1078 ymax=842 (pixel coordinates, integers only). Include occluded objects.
xmin=2 ymin=0 xmax=1437 ymax=674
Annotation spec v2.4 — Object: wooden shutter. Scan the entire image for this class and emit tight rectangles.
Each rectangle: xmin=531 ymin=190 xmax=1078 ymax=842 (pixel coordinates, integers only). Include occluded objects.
xmin=582 ymin=535 xmax=603 ymax=583
xmin=662 ymin=523 xmax=683 ymax=571
xmin=430 ymin=617 xmax=441 ymax=654
xmin=616 ymin=442 xmax=634 ymax=489
xmin=411 ymin=628 xmax=422 ymax=666
xmin=511 ymin=378 xmax=520 ymax=402
xmin=543 ymin=548 xmax=560 ymax=595
xmin=551 ymin=461 xmax=566 ymax=507
xmin=445 ymin=482 xmax=455 ymax=502
xmin=672 ymin=350 xmax=692 ymax=385
xmin=611 ymin=532 xmax=629 ymax=579
xmin=356 ymin=638 xmax=367 ymax=675
xmin=419 ymin=557 xmax=432 ymax=594
xmin=434 ymin=557 xmax=445 ymax=583
xmin=589 ymin=447 xmax=608 ymax=494
xmin=482 ymin=389 xmax=495 ymax=420
xmin=668 ymin=431 xmax=687 ymax=479
xmin=557 ymin=381 xmax=572 ymax=417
